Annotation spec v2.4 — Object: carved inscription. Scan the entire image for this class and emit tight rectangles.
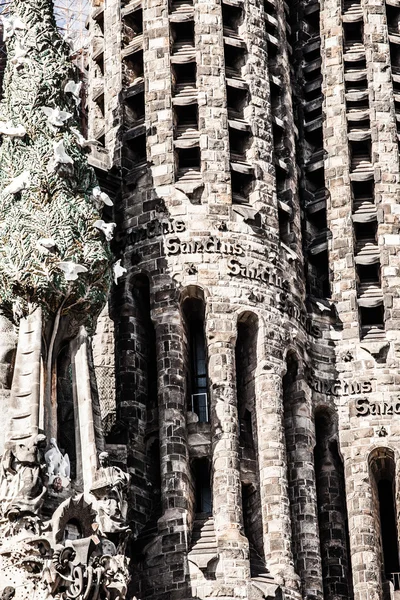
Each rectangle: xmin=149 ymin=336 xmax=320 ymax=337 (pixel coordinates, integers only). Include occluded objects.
xmin=355 ymin=398 xmax=400 ymax=416
xmin=227 ymin=258 xmax=290 ymax=291
xmin=127 ymin=219 xmax=186 ymax=245
xmin=308 ymin=379 xmax=372 ymax=396
xmin=165 ymin=237 xmax=244 ymax=256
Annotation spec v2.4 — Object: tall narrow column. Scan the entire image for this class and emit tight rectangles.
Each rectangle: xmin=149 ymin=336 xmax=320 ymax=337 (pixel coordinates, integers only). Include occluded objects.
xmin=71 ymin=327 xmax=99 ymax=492
xmin=284 ymin=381 xmax=324 ymax=599
xmin=206 ymin=313 xmax=250 ymax=585
xmin=344 ymin=456 xmax=381 ymax=600
xmin=153 ymin=297 xmax=191 ymax=593
xmin=255 ymin=360 xmax=300 ymax=594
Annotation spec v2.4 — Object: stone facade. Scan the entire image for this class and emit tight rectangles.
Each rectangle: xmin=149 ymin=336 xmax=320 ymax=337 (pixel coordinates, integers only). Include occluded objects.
xmin=81 ymin=0 xmax=400 ymax=598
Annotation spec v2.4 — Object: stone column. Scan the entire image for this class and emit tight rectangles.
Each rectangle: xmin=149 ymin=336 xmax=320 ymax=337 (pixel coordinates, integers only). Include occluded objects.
xmin=255 ymin=360 xmax=300 ymax=593
xmin=71 ymin=327 xmax=99 ymax=492
xmin=284 ymin=381 xmax=324 ymax=599
xmin=153 ymin=297 xmax=191 ymax=600
xmin=206 ymin=312 xmax=250 ymax=586
xmin=344 ymin=455 xmax=381 ymax=600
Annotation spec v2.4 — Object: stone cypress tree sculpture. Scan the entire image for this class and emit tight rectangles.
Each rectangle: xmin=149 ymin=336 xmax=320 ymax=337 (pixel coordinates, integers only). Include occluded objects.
xmin=0 ymin=0 xmax=113 ymax=443
xmin=0 ymin=3 xmax=131 ymax=598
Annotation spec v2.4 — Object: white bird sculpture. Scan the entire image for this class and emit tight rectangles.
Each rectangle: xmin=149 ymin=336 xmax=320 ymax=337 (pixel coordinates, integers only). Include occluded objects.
xmin=36 ymin=238 xmax=56 ymax=254
xmin=113 ymin=259 xmax=127 ymax=284
xmin=57 ymin=261 xmax=88 ymax=281
xmin=94 ymin=219 xmax=116 ymax=242
xmin=64 ymin=81 xmax=82 ymax=107
xmin=1 ymin=15 xmax=25 ymax=41
xmin=45 ymin=438 xmax=71 ymax=479
xmin=3 ymin=171 xmax=31 ymax=196
xmin=70 ymin=127 xmax=101 ymax=148
xmin=52 ymin=139 xmax=74 ymax=168
xmin=92 ymin=186 xmax=113 ymax=207
xmin=41 ymin=106 xmax=72 ymax=129
xmin=0 ymin=121 xmax=26 ymax=138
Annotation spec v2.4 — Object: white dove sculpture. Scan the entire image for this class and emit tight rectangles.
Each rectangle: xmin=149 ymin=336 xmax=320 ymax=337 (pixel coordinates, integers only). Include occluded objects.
xmin=64 ymin=80 xmax=82 ymax=107
xmin=52 ymin=139 xmax=74 ymax=168
xmin=41 ymin=106 xmax=72 ymax=129
xmin=0 ymin=121 xmax=26 ymax=138
xmin=57 ymin=261 xmax=88 ymax=281
xmin=1 ymin=15 xmax=25 ymax=41
xmin=70 ymin=127 xmax=102 ymax=148
xmin=3 ymin=171 xmax=31 ymax=196
xmin=113 ymin=259 xmax=127 ymax=284
xmin=94 ymin=219 xmax=116 ymax=242
xmin=45 ymin=438 xmax=71 ymax=479
xmin=36 ymin=238 xmax=56 ymax=254
xmin=92 ymin=186 xmax=113 ymax=207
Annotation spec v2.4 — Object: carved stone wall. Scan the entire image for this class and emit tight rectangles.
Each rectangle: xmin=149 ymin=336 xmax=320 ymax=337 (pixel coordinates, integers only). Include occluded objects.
xmin=84 ymin=0 xmax=400 ymax=598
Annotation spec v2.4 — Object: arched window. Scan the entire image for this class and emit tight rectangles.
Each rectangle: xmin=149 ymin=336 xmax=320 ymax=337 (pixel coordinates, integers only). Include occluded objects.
xmin=182 ymin=296 xmax=209 ymax=422
xmin=370 ymin=449 xmax=400 ymax=589
xmin=57 ymin=344 xmax=76 ymax=479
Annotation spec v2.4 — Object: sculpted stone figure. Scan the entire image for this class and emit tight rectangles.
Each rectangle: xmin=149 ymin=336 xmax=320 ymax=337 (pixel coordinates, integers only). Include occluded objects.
xmin=0 ymin=433 xmax=47 ymax=521
xmin=90 ymin=452 xmax=130 ymax=535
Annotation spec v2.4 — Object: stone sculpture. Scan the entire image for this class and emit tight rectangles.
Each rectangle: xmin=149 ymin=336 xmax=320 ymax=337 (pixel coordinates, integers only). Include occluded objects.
xmin=90 ymin=452 xmax=131 ymax=535
xmin=0 ymin=0 xmax=130 ymax=597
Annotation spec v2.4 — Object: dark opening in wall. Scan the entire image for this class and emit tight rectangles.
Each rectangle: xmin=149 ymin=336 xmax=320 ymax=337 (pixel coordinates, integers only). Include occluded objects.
xmin=370 ymin=449 xmax=400 ymax=589
xmin=94 ymin=53 xmax=104 ymax=77
xmin=343 ymin=21 xmax=363 ymax=44
xmin=174 ymin=103 xmax=199 ymax=136
xmin=236 ymin=314 xmax=258 ymax=451
xmin=93 ymin=8 xmax=105 ymax=34
xmin=242 ymin=483 xmax=265 ymax=572
xmin=302 ymin=6 xmax=320 ymax=39
xmin=122 ymin=8 xmax=143 ymax=45
xmin=278 ymin=205 xmax=292 ymax=245
xmin=172 ymin=62 xmax=197 ymax=93
xmin=182 ymin=297 xmax=209 ymax=422
xmin=352 ymin=179 xmax=374 ymax=200
xmin=176 ymin=146 xmax=201 ymax=174
xmin=125 ymin=132 xmax=147 ymax=168
xmin=360 ymin=305 xmax=384 ymax=328
xmin=231 ymin=169 xmax=254 ymax=204
xmin=123 ymin=49 xmax=144 ymax=86
xmin=57 ymin=344 xmax=76 ymax=480
xmin=357 ymin=262 xmax=380 ymax=286
xmin=171 ymin=21 xmax=195 ymax=52
xmin=222 ymin=2 xmax=244 ymax=35
xmin=95 ymin=93 xmax=105 ymax=118
xmin=314 ymin=410 xmax=354 ymax=600
xmin=345 ymin=57 xmax=367 ymax=73
xmin=354 ymin=219 xmax=377 ymax=244
xmin=227 ymin=85 xmax=248 ymax=120
xmin=379 ymin=480 xmax=400 ymax=577
xmin=308 ymin=250 xmax=331 ymax=298
xmin=124 ymin=91 xmax=145 ymax=129
xmin=229 ymin=127 xmax=252 ymax=162
xmin=192 ymin=458 xmax=212 ymax=514
xmin=224 ymin=43 xmax=246 ymax=78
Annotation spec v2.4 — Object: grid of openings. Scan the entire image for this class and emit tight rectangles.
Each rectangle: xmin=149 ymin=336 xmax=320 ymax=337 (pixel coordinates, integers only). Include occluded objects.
xmin=89 ymin=5 xmax=106 ymax=145
xmin=223 ymin=0 xmax=254 ymax=204
xmin=294 ymin=0 xmax=330 ymax=298
xmin=169 ymin=0 xmax=200 ymax=182
xmin=385 ymin=1 xmax=400 ymax=163
xmin=265 ymin=0 xmax=295 ymax=245
xmin=342 ymin=1 xmax=384 ymax=339
xmin=121 ymin=0 xmax=146 ymax=179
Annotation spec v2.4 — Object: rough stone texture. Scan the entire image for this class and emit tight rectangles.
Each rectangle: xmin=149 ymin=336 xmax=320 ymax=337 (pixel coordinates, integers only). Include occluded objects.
xmin=83 ymin=0 xmax=400 ymax=598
